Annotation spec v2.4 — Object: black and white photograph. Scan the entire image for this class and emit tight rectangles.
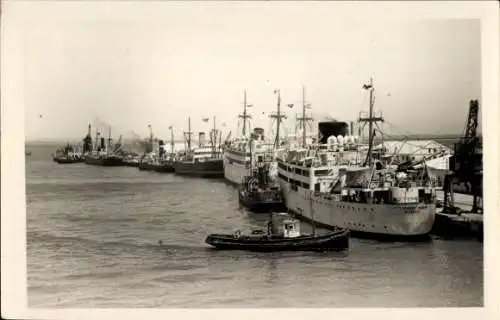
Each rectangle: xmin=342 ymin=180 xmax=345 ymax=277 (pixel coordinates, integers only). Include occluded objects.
xmin=1 ymin=1 xmax=499 ymax=319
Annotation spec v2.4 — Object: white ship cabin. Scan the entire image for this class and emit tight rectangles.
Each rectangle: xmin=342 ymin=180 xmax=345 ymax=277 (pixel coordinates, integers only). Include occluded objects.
xmin=184 ymin=146 xmax=222 ymax=162
xmin=332 ymin=164 xmax=436 ymax=206
xmin=373 ymin=140 xmax=451 ymax=164
xmin=277 ymin=134 xmax=365 ymax=193
xmin=269 ymin=213 xmax=301 ymax=238
xmin=225 ymin=136 xmax=276 ymax=166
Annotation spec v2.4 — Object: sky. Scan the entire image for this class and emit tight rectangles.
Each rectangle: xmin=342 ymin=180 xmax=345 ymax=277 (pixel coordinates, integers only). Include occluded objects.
xmin=11 ymin=2 xmax=481 ymax=141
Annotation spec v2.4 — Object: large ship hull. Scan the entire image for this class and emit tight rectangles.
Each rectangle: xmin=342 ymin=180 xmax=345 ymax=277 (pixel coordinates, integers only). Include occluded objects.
xmin=279 ymin=181 xmax=435 ymax=240
xmin=238 ymin=191 xmax=287 ymax=213
xmin=223 ymin=159 xmax=252 ymax=185
xmin=223 ymin=156 xmax=278 ymax=185
xmin=174 ymin=158 xmax=224 ymax=178
xmin=155 ymin=163 xmax=175 ymax=173
xmin=84 ymin=155 xmax=124 ymax=166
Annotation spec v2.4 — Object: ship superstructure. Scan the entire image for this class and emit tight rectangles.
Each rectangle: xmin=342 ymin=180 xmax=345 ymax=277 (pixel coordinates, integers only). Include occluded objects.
xmin=276 ymin=79 xmax=438 ymax=238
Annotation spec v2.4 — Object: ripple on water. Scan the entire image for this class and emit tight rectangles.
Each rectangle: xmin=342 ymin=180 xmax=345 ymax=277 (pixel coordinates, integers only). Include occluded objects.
xmin=26 ymin=150 xmax=484 ymax=308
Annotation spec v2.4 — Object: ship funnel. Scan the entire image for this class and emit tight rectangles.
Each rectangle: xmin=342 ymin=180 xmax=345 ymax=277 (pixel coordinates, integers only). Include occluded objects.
xmin=318 ymin=121 xmax=349 ymax=144
xmin=253 ymin=127 xmax=265 ymax=140
xmin=100 ymin=137 xmax=106 ymax=150
xmin=199 ymin=132 xmax=206 ymax=147
xmin=158 ymin=140 xmax=166 ymax=156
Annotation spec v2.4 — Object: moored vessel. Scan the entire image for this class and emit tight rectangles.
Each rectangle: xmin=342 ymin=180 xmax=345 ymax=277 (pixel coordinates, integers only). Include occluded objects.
xmin=223 ymin=90 xmax=279 ymax=185
xmin=52 ymin=143 xmax=84 ymax=164
xmin=84 ymin=125 xmax=124 ymax=166
xmin=174 ymin=117 xmax=224 ymax=178
xmin=122 ymin=153 xmax=141 ymax=167
xmin=277 ymin=79 xmax=437 ymax=240
xmin=238 ymin=158 xmax=286 ymax=213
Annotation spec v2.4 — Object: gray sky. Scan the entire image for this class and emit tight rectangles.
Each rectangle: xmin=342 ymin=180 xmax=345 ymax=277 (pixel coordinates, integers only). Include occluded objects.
xmin=16 ymin=3 xmax=481 ymax=141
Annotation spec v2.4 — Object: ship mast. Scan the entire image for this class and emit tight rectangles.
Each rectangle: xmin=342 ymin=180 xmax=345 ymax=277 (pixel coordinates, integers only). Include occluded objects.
xmin=270 ymin=89 xmax=287 ymax=149
xmin=239 ymin=90 xmax=252 ymax=137
xmin=184 ymin=117 xmax=193 ymax=151
xmin=211 ymin=116 xmax=217 ymax=156
xmin=108 ymin=126 xmax=112 ymax=153
xmin=147 ymin=124 xmax=154 ymax=154
xmin=169 ymin=125 xmax=175 ymax=155
xmin=94 ymin=126 xmax=99 ymax=151
xmin=358 ymin=78 xmax=384 ymax=167
xmin=297 ymin=85 xmax=313 ymax=148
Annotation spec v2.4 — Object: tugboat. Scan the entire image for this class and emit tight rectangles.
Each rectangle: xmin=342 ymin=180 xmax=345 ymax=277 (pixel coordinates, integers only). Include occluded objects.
xmin=52 ymin=143 xmax=84 ymax=164
xmin=205 ymin=212 xmax=349 ymax=252
xmin=239 ymin=162 xmax=286 ymax=213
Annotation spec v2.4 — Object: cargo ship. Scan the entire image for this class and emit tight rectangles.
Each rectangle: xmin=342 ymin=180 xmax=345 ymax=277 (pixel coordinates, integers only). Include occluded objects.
xmin=139 ymin=140 xmax=175 ymax=173
xmin=276 ymin=79 xmax=437 ymax=239
xmin=223 ymin=91 xmax=278 ymax=184
xmin=224 ymin=89 xmax=291 ymax=185
xmin=52 ymin=143 xmax=84 ymax=164
xmin=174 ymin=117 xmax=224 ymax=178
xmin=84 ymin=126 xmax=124 ymax=166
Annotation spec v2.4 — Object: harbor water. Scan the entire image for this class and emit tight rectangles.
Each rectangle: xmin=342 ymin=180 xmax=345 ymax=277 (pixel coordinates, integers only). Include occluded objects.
xmin=26 ymin=143 xmax=483 ymax=308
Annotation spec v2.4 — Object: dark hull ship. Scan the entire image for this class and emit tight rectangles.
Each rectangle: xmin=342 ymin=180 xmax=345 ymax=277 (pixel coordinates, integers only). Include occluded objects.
xmin=155 ymin=160 xmax=175 ymax=173
xmin=53 ymin=155 xmax=84 ymax=164
xmin=239 ymin=163 xmax=286 ymax=213
xmin=205 ymin=213 xmax=349 ymax=252
xmin=84 ymin=154 xmax=124 ymax=166
xmin=138 ymin=160 xmax=174 ymax=172
xmin=173 ymin=117 xmax=224 ymax=178
xmin=138 ymin=140 xmax=175 ymax=173
xmin=83 ymin=125 xmax=124 ymax=166
xmin=122 ymin=154 xmax=141 ymax=167
xmin=52 ymin=144 xmax=84 ymax=164
xmin=174 ymin=158 xmax=223 ymax=178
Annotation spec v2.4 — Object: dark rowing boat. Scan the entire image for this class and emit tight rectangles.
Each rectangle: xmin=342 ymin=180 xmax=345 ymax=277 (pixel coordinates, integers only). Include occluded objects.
xmin=205 ymin=212 xmax=349 ymax=252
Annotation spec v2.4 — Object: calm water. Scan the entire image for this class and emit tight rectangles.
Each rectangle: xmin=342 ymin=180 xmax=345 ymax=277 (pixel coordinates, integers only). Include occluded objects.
xmin=26 ymin=143 xmax=483 ymax=308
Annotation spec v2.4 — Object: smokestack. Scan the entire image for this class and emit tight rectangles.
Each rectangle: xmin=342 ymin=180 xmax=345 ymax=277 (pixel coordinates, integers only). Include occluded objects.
xmin=350 ymin=121 xmax=354 ymax=136
xmin=199 ymin=132 xmax=206 ymax=147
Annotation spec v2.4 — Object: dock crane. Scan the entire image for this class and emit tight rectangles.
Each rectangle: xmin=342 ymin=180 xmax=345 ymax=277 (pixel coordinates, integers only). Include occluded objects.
xmin=443 ymin=99 xmax=483 ymax=214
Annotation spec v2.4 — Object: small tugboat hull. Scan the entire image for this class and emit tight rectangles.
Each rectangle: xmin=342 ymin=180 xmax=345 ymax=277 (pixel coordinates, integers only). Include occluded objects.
xmin=238 ymin=193 xmax=287 ymax=213
xmin=53 ymin=157 xmax=84 ymax=164
xmin=205 ymin=229 xmax=349 ymax=252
